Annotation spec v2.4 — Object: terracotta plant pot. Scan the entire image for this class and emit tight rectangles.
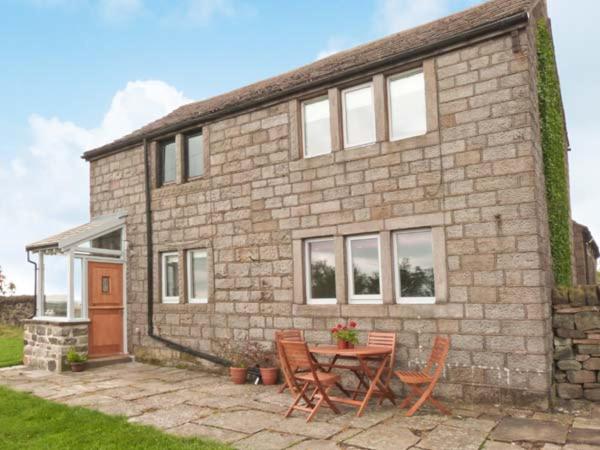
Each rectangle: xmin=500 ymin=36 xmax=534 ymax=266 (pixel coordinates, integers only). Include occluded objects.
xmin=260 ymin=367 xmax=279 ymax=385
xmin=337 ymin=339 xmax=349 ymax=349
xmin=70 ymin=362 xmax=86 ymax=373
xmin=229 ymin=367 xmax=247 ymax=384
xmin=347 ymin=343 xmax=355 ymax=349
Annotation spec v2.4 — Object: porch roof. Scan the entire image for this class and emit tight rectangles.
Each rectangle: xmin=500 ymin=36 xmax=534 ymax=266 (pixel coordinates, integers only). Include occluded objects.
xmin=25 ymin=212 xmax=126 ymax=252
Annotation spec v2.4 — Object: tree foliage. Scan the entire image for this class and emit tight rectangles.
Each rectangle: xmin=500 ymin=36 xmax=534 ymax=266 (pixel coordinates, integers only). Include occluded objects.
xmin=399 ymin=258 xmax=434 ymax=297
xmin=0 ymin=267 xmax=16 ymax=296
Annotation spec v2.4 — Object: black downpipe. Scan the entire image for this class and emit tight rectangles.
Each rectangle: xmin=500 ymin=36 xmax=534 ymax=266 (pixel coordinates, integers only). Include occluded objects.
xmin=143 ymin=138 xmax=231 ymax=367
xmin=26 ymin=250 xmax=37 ymax=318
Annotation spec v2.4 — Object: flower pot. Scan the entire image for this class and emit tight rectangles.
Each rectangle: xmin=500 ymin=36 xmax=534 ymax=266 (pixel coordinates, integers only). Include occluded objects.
xmin=229 ymin=367 xmax=247 ymax=384
xmin=337 ymin=339 xmax=349 ymax=349
xmin=70 ymin=362 xmax=86 ymax=373
xmin=348 ymin=343 xmax=355 ymax=349
xmin=260 ymin=367 xmax=279 ymax=385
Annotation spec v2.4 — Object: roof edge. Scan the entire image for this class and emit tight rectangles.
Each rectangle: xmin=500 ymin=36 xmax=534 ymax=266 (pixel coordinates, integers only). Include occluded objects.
xmin=83 ymin=9 xmax=530 ymax=162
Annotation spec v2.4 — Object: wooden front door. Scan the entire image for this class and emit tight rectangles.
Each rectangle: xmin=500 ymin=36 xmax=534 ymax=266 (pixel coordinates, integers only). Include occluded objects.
xmin=88 ymin=261 xmax=124 ymax=357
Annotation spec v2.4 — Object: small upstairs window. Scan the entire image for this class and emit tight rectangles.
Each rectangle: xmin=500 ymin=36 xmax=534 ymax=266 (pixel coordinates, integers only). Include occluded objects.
xmin=342 ymin=83 xmax=376 ymax=148
xmin=188 ymin=249 xmax=208 ymax=303
xmin=302 ymin=96 xmax=331 ymax=158
xmin=388 ymin=69 xmax=427 ymax=141
xmin=160 ymin=139 xmax=176 ymax=185
xmin=186 ymin=132 xmax=204 ymax=179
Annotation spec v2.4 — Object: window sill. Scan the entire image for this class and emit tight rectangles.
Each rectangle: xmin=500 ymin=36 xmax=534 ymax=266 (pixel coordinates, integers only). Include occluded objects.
xmin=24 ymin=317 xmax=90 ymax=325
xmin=189 ymin=299 xmax=208 ymax=304
xmin=161 ymin=299 xmax=180 ymax=304
xmin=343 ymin=140 xmax=377 ymax=151
xmin=348 ymin=298 xmax=383 ymax=305
xmin=307 ymin=299 xmax=337 ymax=305
xmin=396 ymin=298 xmax=436 ymax=305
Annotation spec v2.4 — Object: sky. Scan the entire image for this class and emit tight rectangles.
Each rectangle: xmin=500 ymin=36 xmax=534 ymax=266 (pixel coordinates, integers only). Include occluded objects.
xmin=0 ymin=0 xmax=598 ymax=294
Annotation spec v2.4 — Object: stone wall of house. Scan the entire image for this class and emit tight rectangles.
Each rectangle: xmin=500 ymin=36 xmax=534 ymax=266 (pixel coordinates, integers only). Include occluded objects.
xmin=23 ymin=320 xmax=89 ymax=372
xmin=553 ymin=286 xmax=600 ymax=402
xmin=0 ymin=296 xmax=34 ymax=325
xmin=89 ymin=21 xmax=556 ymax=408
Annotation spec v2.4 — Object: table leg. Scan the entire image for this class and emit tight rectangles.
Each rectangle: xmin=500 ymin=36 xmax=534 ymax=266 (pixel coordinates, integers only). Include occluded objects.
xmin=356 ymin=355 xmax=390 ymax=417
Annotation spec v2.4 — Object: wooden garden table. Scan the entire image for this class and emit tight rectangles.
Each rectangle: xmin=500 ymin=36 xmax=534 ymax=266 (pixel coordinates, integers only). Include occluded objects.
xmin=308 ymin=345 xmax=396 ymax=417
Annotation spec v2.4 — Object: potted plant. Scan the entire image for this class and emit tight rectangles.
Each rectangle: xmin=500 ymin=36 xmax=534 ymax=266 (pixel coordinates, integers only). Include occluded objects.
xmin=331 ymin=320 xmax=359 ymax=349
xmin=256 ymin=350 xmax=279 ymax=386
xmin=215 ymin=340 xmax=253 ymax=384
xmin=66 ymin=347 xmax=88 ymax=372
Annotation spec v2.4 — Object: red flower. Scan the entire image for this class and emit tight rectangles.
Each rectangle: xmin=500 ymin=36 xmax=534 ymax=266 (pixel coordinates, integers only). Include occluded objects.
xmin=331 ymin=328 xmax=337 ymax=334
xmin=349 ymin=320 xmax=357 ymax=328
xmin=336 ymin=323 xmax=343 ymax=329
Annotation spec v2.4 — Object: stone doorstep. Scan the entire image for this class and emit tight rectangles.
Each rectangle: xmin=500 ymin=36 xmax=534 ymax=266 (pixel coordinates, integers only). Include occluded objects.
xmin=489 ymin=417 xmax=570 ymax=445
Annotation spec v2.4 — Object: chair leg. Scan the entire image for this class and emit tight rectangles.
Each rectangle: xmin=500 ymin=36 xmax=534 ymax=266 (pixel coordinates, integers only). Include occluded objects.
xmin=399 ymin=385 xmax=419 ymax=409
xmin=285 ymin=383 xmax=309 ymax=418
xmin=306 ymin=394 xmax=324 ymax=422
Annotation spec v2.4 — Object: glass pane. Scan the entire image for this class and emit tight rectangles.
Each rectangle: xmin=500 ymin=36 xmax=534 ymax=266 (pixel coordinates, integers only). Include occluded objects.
xmin=165 ymin=254 xmax=179 ymax=297
xmin=344 ymin=85 xmax=375 ymax=147
xmin=308 ymin=240 xmax=335 ymax=299
xmin=190 ymin=251 xmax=207 ymax=300
xmin=396 ymin=230 xmax=435 ymax=298
xmin=187 ymin=133 xmax=204 ymax=178
xmin=389 ymin=71 xmax=427 ymax=140
xmin=73 ymin=258 xmax=83 ymax=318
xmin=350 ymin=237 xmax=380 ymax=296
xmin=161 ymin=140 xmax=176 ymax=184
xmin=91 ymin=229 xmax=122 ymax=250
xmin=43 ymin=255 xmax=67 ymax=317
xmin=303 ymin=97 xmax=331 ymax=157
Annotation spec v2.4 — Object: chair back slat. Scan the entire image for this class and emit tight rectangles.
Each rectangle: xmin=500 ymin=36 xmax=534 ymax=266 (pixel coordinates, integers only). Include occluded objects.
xmin=280 ymin=340 xmax=313 ymax=372
xmin=367 ymin=331 xmax=396 ymax=368
xmin=423 ymin=336 xmax=450 ymax=378
xmin=275 ymin=329 xmax=304 ymax=342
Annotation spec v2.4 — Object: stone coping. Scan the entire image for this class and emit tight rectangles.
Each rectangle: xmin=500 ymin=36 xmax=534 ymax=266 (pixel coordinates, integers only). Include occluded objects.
xmin=23 ymin=318 xmax=90 ymax=326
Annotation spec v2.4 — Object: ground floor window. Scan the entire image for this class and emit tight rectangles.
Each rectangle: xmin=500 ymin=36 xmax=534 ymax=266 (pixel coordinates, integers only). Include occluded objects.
xmin=347 ymin=234 xmax=382 ymax=304
xmin=187 ymin=249 xmax=208 ymax=303
xmin=161 ymin=252 xmax=179 ymax=303
xmin=394 ymin=229 xmax=435 ymax=304
xmin=304 ymin=238 xmax=336 ymax=304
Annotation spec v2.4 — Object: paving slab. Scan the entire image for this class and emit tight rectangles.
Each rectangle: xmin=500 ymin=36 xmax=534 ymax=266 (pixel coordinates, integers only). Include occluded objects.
xmin=167 ymin=422 xmax=247 ymax=443
xmin=199 ymin=410 xmax=283 ymax=434
xmin=343 ymin=424 xmax=420 ymax=450
xmin=94 ymin=399 xmax=147 ymax=417
xmin=129 ymin=404 xmax=213 ymax=428
xmin=329 ymin=406 xmax=396 ymax=429
xmin=419 ymin=425 xmax=488 ymax=450
xmin=445 ymin=417 xmax=498 ymax=432
xmin=234 ymin=430 xmax=306 ymax=450
xmin=483 ymin=441 xmax=524 ymax=449
xmin=288 ymin=439 xmax=341 ymax=449
xmin=567 ymin=427 xmax=600 ymax=446
xmin=268 ymin=416 xmax=343 ymax=439
xmin=572 ymin=417 xmax=600 ymax=430
xmin=490 ymin=417 xmax=570 ymax=445
xmin=385 ymin=414 xmax=446 ymax=431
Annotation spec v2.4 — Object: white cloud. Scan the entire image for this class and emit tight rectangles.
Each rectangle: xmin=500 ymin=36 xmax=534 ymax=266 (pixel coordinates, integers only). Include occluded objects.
xmin=160 ymin=0 xmax=243 ymax=27
xmin=98 ymin=0 xmax=143 ymax=22
xmin=372 ymin=0 xmax=453 ymax=35
xmin=0 ymin=81 xmax=191 ymax=294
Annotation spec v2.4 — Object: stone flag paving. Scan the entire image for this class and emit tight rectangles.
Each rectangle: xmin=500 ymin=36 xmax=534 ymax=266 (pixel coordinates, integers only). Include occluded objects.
xmin=1 ymin=362 xmax=600 ymax=449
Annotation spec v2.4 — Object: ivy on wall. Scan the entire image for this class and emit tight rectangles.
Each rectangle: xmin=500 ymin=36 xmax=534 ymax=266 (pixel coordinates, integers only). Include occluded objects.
xmin=536 ymin=19 xmax=572 ymax=287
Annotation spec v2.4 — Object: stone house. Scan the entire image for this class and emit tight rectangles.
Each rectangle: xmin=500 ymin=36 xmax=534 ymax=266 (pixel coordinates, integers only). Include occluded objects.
xmin=572 ymin=221 xmax=599 ymax=285
xmin=24 ymin=0 xmax=586 ymax=407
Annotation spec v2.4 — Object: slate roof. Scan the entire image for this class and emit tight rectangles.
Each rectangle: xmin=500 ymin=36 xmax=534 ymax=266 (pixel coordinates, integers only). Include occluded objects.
xmin=83 ymin=0 xmax=535 ymax=161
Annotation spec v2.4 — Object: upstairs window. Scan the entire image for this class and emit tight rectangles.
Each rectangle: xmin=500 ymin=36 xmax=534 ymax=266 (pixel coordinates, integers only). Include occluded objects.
xmin=394 ymin=229 xmax=435 ymax=304
xmin=342 ymin=83 xmax=376 ymax=148
xmin=388 ymin=69 xmax=427 ymax=141
xmin=347 ymin=234 xmax=382 ymax=304
xmin=186 ymin=132 xmax=204 ymax=179
xmin=304 ymin=238 xmax=336 ymax=304
xmin=302 ymin=96 xmax=331 ymax=158
xmin=160 ymin=139 xmax=176 ymax=185
xmin=162 ymin=252 xmax=179 ymax=303
xmin=187 ymin=249 xmax=208 ymax=303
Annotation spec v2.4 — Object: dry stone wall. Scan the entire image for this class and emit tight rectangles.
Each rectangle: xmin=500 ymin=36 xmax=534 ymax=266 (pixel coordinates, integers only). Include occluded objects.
xmin=553 ymin=286 xmax=600 ymax=402
xmin=0 ymin=296 xmax=34 ymax=325
xmin=90 ymin=26 xmax=556 ymax=407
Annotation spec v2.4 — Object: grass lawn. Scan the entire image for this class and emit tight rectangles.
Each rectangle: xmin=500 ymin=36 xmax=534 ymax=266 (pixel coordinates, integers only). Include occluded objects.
xmin=0 ymin=324 xmax=23 ymax=368
xmin=0 ymin=386 xmax=231 ymax=449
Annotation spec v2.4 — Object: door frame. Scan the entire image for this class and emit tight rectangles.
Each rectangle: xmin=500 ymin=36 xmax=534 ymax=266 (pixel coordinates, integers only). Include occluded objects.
xmin=86 ymin=256 xmax=127 ymax=356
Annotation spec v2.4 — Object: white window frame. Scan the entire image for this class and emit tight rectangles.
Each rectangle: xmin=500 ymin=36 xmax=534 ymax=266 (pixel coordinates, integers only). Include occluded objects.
xmin=302 ymin=95 xmax=332 ymax=158
xmin=346 ymin=234 xmax=382 ymax=304
xmin=161 ymin=252 xmax=179 ymax=304
xmin=185 ymin=131 xmax=204 ymax=180
xmin=304 ymin=237 xmax=336 ymax=305
xmin=342 ymin=82 xmax=376 ymax=149
xmin=187 ymin=249 xmax=208 ymax=304
xmin=387 ymin=68 xmax=427 ymax=142
xmin=393 ymin=228 xmax=436 ymax=305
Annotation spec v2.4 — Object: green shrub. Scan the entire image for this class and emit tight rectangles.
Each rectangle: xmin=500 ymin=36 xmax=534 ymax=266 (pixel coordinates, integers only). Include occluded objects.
xmin=66 ymin=347 xmax=87 ymax=364
xmin=537 ymin=19 xmax=572 ymax=287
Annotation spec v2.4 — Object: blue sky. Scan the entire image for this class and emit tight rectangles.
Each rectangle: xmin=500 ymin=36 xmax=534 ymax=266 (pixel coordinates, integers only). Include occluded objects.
xmin=1 ymin=0 xmax=598 ymax=293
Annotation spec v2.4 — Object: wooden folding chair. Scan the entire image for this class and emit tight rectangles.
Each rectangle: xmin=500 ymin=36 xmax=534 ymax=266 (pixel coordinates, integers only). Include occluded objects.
xmin=351 ymin=331 xmax=397 ymax=405
xmin=394 ymin=335 xmax=451 ymax=417
xmin=275 ymin=329 xmax=304 ymax=394
xmin=279 ymin=340 xmax=341 ymax=422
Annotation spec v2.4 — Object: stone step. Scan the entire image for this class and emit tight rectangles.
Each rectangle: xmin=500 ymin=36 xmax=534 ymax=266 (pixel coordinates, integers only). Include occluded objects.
xmin=86 ymin=354 xmax=132 ymax=370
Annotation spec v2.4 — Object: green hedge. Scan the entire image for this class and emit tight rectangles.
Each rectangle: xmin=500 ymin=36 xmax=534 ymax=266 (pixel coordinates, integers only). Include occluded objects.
xmin=537 ymin=19 xmax=572 ymax=287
